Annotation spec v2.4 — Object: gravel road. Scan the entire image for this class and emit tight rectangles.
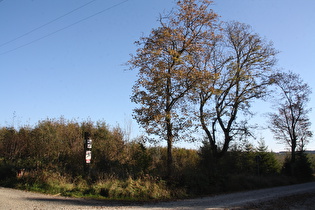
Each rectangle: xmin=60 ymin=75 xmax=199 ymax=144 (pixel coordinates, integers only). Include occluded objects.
xmin=1 ymin=182 xmax=315 ymax=209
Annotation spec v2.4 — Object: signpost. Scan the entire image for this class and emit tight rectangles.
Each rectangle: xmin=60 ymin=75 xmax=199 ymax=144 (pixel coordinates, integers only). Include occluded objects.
xmin=84 ymin=132 xmax=92 ymax=178
xmin=85 ymin=151 xmax=91 ymax=164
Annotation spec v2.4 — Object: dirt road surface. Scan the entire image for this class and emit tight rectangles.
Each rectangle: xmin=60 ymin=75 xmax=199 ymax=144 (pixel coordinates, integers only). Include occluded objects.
xmin=1 ymin=182 xmax=315 ymax=209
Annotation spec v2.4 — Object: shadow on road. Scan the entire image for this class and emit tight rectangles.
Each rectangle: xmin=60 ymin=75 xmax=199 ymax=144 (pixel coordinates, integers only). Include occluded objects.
xmin=26 ymin=197 xmax=140 ymax=208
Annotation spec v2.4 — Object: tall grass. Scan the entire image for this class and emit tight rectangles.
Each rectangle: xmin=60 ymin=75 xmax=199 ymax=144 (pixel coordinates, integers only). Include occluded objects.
xmin=92 ymin=176 xmax=172 ymax=200
xmin=15 ymin=171 xmax=175 ymax=200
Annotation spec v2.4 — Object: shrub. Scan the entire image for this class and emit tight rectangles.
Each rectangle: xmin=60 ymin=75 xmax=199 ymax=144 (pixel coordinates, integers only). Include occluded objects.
xmin=0 ymin=161 xmax=17 ymax=187
xmin=282 ymin=151 xmax=313 ymax=182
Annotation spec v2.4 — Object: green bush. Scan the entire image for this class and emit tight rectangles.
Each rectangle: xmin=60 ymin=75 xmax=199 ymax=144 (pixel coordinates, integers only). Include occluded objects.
xmin=282 ymin=152 xmax=313 ymax=182
xmin=0 ymin=161 xmax=17 ymax=187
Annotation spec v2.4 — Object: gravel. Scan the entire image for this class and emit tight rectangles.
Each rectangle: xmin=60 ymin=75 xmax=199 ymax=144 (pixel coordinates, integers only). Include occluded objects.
xmin=1 ymin=182 xmax=315 ymax=209
xmin=236 ymin=192 xmax=315 ymax=210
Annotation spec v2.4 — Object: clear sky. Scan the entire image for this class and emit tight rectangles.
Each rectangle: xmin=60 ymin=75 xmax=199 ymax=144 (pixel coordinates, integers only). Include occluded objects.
xmin=0 ymin=0 xmax=314 ymax=152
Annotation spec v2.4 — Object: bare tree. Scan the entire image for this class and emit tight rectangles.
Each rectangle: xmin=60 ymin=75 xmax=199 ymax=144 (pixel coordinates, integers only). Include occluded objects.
xmin=195 ymin=21 xmax=277 ymax=158
xmin=129 ymin=0 xmax=219 ymax=177
xmin=269 ymin=71 xmax=312 ymax=162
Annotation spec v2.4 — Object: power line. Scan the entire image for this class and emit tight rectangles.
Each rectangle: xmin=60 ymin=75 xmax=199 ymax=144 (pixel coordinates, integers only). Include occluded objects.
xmin=1 ymin=0 xmax=129 ymax=55
xmin=0 ymin=0 xmax=129 ymax=56
xmin=0 ymin=0 xmax=97 ymax=48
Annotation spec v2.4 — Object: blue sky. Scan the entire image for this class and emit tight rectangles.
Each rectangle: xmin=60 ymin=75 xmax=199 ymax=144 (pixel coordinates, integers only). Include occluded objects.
xmin=0 ymin=0 xmax=314 ymax=152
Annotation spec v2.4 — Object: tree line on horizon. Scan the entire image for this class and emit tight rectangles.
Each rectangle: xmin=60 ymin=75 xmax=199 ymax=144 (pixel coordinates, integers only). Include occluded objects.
xmin=0 ymin=117 xmax=313 ymax=196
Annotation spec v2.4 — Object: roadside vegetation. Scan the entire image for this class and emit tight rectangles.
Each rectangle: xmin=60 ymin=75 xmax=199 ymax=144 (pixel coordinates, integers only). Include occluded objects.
xmin=1 ymin=0 xmax=314 ymax=201
xmin=0 ymin=118 xmax=314 ymax=200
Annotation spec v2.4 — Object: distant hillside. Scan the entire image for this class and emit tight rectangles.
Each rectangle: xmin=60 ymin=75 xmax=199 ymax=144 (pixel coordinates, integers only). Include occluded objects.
xmin=278 ymin=150 xmax=315 ymax=154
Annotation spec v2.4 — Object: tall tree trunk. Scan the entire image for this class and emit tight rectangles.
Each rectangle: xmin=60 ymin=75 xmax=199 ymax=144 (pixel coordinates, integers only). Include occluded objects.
xmin=291 ymin=139 xmax=296 ymax=163
xmin=166 ymin=71 xmax=173 ymax=178
xmin=167 ymin=124 xmax=173 ymax=178
xmin=199 ymin=101 xmax=218 ymax=157
xmin=219 ymin=133 xmax=231 ymax=158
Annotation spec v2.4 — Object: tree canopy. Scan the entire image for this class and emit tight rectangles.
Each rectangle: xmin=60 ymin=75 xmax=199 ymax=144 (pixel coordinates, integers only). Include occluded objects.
xmin=129 ymin=0 xmax=220 ymax=177
xmin=194 ymin=21 xmax=278 ymax=158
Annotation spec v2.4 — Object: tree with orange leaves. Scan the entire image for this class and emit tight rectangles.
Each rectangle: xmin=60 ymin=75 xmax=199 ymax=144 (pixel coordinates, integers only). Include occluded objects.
xmin=129 ymin=0 xmax=219 ymax=178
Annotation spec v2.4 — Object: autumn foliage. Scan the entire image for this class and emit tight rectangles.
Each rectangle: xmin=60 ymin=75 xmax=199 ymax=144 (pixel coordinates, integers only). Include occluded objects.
xmin=0 ymin=0 xmax=313 ymax=199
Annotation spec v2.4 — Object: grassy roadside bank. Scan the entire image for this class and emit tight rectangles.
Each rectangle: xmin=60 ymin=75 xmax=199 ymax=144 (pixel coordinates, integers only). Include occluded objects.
xmin=1 ymin=171 xmax=179 ymax=201
xmin=1 ymin=119 xmax=314 ymax=201
xmin=1 ymin=168 xmax=310 ymax=202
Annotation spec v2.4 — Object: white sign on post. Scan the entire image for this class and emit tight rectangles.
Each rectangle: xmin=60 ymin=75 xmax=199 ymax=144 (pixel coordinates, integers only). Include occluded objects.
xmin=85 ymin=151 xmax=92 ymax=163
xmin=87 ymin=139 xmax=92 ymax=149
